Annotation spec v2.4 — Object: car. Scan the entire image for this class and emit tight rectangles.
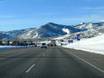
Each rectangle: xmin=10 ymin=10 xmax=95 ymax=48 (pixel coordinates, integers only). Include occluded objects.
xmin=41 ymin=43 xmax=47 ymax=48
xmin=48 ymin=43 xmax=57 ymax=47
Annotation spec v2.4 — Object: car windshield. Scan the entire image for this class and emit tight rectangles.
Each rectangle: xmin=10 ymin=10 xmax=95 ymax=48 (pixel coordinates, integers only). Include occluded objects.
xmin=0 ymin=0 xmax=104 ymax=78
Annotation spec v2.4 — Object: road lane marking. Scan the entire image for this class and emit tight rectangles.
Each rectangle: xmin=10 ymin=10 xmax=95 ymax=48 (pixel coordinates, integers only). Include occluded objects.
xmin=63 ymin=48 xmax=104 ymax=73
xmin=25 ymin=64 xmax=36 ymax=73
xmin=71 ymin=53 xmax=104 ymax=73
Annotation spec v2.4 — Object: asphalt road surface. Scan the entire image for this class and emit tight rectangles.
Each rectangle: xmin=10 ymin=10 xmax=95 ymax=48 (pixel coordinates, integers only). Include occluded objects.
xmin=0 ymin=47 xmax=104 ymax=78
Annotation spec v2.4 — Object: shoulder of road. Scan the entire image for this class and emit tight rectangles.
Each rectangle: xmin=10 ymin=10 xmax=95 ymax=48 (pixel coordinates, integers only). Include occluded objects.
xmin=62 ymin=48 xmax=104 ymax=72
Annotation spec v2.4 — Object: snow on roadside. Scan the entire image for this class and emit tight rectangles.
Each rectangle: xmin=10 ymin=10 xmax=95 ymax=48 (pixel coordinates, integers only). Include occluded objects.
xmin=39 ymin=41 xmax=51 ymax=44
xmin=0 ymin=46 xmax=24 ymax=49
xmin=63 ymin=34 xmax=104 ymax=55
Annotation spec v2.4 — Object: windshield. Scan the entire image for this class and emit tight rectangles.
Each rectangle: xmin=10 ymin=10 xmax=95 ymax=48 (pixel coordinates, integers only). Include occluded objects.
xmin=0 ymin=0 xmax=104 ymax=78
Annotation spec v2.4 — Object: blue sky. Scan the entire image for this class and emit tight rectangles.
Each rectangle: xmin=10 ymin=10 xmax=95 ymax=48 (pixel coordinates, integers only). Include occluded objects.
xmin=0 ymin=0 xmax=104 ymax=31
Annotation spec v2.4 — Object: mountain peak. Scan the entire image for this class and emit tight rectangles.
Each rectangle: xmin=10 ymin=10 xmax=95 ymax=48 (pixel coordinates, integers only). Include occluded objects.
xmin=47 ymin=22 xmax=56 ymax=24
xmin=45 ymin=22 xmax=58 ymax=26
xmin=1 ymin=22 xmax=104 ymax=40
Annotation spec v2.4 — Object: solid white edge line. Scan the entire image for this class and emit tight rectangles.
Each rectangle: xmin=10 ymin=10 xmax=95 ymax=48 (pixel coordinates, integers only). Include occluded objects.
xmin=25 ymin=64 xmax=36 ymax=73
xmin=71 ymin=53 xmax=104 ymax=73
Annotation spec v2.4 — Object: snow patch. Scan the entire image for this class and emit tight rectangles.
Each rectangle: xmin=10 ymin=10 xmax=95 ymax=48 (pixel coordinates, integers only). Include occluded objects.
xmin=62 ymin=34 xmax=104 ymax=55
xmin=62 ymin=28 xmax=70 ymax=34
xmin=0 ymin=46 xmax=24 ymax=49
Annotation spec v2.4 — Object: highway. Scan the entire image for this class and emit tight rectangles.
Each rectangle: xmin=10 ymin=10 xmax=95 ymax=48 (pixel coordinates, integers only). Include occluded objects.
xmin=0 ymin=47 xmax=104 ymax=78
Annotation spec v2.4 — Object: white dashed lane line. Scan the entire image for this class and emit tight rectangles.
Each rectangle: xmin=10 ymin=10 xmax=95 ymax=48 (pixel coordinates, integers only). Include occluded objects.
xmin=25 ymin=64 xmax=36 ymax=73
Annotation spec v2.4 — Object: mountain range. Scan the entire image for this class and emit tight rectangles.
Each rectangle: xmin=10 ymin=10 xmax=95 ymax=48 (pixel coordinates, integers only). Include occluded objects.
xmin=0 ymin=22 xmax=104 ymax=40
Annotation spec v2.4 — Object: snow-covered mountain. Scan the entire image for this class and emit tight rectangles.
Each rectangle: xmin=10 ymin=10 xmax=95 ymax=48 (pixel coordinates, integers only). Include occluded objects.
xmin=18 ymin=28 xmax=38 ymax=40
xmin=75 ymin=22 xmax=104 ymax=30
xmin=0 ymin=32 xmax=11 ymax=40
xmin=0 ymin=22 xmax=104 ymax=40
xmin=73 ymin=22 xmax=104 ymax=39
xmin=37 ymin=22 xmax=81 ymax=37
xmin=5 ymin=29 xmax=27 ymax=39
xmin=0 ymin=22 xmax=82 ymax=40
